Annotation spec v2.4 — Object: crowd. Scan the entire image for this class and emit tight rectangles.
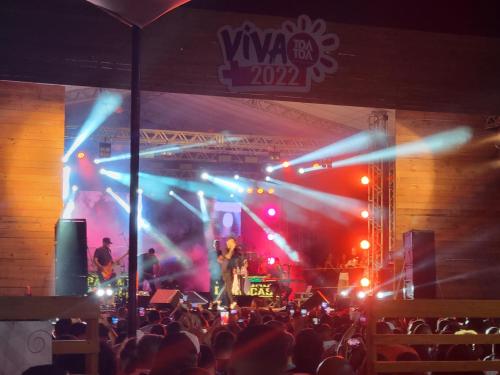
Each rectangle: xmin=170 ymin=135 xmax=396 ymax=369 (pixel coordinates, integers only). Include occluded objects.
xmin=22 ymin=300 xmax=500 ymax=375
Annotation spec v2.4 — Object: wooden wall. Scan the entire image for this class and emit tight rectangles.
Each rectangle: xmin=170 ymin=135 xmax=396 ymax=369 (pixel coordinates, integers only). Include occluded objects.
xmin=0 ymin=81 xmax=64 ymax=296
xmin=394 ymin=110 xmax=500 ymax=299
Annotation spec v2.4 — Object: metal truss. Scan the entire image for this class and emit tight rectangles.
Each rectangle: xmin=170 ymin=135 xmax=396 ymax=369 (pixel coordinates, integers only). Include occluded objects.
xmin=80 ymin=127 xmax=324 ymax=162
xmin=367 ymin=110 xmax=393 ymax=290
xmin=229 ymin=97 xmax=357 ymax=137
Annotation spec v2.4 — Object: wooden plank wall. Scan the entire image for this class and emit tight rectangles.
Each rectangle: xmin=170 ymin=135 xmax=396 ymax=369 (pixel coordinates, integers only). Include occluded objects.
xmin=394 ymin=110 xmax=500 ymax=299
xmin=0 ymin=80 xmax=64 ymax=296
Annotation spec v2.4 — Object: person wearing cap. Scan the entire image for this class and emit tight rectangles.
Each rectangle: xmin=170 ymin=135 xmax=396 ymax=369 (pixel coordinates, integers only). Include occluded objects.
xmin=93 ymin=237 xmax=115 ymax=283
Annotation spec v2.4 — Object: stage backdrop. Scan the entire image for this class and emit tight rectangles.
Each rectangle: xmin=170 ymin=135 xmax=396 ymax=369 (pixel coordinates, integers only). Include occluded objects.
xmin=0 ymin=81 xmax=64 ymax=296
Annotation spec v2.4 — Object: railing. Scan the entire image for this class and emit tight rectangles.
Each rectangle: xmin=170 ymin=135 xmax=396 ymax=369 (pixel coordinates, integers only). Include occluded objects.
xmin=0 ymin=296 xmax=100 ymax=375
xmin=366 ymin=299 xmax=500 ymax=374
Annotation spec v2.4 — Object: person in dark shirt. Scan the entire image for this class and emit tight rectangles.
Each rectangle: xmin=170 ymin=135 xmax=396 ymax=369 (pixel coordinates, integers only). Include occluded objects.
xmin=138 ymin=248 xmax=160 ymax=296
xmin=93 ymin=237 xmax=114 ymax=283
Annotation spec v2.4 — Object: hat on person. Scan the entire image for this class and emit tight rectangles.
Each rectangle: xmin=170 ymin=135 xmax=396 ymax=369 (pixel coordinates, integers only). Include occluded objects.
xmin=103 ymin=237 xmax=112 ymax=244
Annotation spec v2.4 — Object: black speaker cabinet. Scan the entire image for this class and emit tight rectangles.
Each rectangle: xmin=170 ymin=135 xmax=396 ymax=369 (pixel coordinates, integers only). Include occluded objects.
xmin=55 ymin=219 xmax=88 ymax=296
xmin=403 ymin=230 xmax=436 ymax=299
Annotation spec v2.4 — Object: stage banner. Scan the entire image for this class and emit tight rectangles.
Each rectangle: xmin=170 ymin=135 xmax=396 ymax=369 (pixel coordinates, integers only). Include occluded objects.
xmin=218 ymin=14 xmax=340 ymax=93
xmin=0 ymin=321 xmax=52 ymax=375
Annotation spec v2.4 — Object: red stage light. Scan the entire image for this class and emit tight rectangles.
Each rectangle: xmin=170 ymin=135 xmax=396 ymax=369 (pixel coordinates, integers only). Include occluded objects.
xmin=267 ymin=208 xmax=276 ymax=217
xmin=361 ymin=176 xmax=370 ymax=185
xmin=267 ymin=257 xmax=276 ymax=265
xmin=282 ymin=161 xmax=290 ymax=168
xmin=360 ymin=240 xmax=371 ymax=250
xmin=360 ymin=277 xmax=370 ymax=287
xmin=77 ymin=152 xmax=86 ymax=159
xmin=257 ymin=188 xmax=264 ymax=194
xmin=361 ymin=210 xmax=369 ymax=219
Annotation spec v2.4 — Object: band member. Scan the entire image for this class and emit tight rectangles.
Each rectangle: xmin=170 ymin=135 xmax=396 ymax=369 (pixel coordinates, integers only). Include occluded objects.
xmin=269 ymin=257 xmax=292 ymax=307
xmin=138 ymin=248 xmax=160 ymax=296
xmin=217 ymin=236 xmax=240 ymax=306
xmin=93 ymin=237 xmax=115 ymax=283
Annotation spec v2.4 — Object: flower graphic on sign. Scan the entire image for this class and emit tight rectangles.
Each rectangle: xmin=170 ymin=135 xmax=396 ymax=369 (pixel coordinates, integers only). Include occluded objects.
xmin=217 ymin=15 xmax=339 ymax=93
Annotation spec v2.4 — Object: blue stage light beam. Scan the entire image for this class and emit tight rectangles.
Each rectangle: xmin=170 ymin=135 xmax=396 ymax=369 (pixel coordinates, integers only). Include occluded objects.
xmin=62 ymin=185 xmax=78 ymax=219
xmin=198 ymin=191 xmax=210 ymax=223
xmin=241 ymin=203 xmax=299 ymax=262
xmin=271 ymin=131 xmax=386 ymax=172
xmin=205 ymin=174 xmax=246 ymax=194
xmin=331 ymin=126 xmax=472 ymax=168
xmin=105 ymin=187 xmax=190 ymax=266
xmin=62 ymin=165 xmax=71 ymax=201
xmin=267 ymin=177 xmax=365 ymax=222
xmin=63 ymin=91 xmax=122 ymax=162
xmin=170 ymin=191 xmax=203 ymax=220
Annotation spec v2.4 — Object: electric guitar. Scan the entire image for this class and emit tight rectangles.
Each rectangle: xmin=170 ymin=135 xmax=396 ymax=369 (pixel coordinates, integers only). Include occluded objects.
xmin=99 ymin=252 xmax=129 ymax=280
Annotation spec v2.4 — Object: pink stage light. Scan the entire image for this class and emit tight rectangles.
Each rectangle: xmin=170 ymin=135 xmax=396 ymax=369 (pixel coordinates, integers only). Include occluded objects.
xmin=267 ymin=257 xmax=276 ymax=265
xmin=267 ymin=208 xmax=277 ymax=217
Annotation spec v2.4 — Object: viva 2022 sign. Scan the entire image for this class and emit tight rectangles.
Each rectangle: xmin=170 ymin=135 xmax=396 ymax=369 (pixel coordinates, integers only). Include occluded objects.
xmin=218 ymin=15 xmax=340 ymax=93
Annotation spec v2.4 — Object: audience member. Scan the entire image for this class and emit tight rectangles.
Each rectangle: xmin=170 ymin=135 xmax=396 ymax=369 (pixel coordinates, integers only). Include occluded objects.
xmin=229 ymin=324 xmax=289 ymax=375
xmin=292 ymin=328 xmax=323 ymax=374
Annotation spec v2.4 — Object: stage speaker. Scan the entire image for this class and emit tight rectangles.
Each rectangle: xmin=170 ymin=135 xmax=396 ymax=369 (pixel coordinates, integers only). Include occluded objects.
xmin=150 ymin=289 xmax=181 ymax=308
xmin=403 ymin=230 xmax=436 ymax=299
xmin=55 ymin=219 xmax=88 ymax=296
xmin=301 ymin=290 xmax=330 ymax=310
xmin=185 ymin=291 xmax=209 ymax=306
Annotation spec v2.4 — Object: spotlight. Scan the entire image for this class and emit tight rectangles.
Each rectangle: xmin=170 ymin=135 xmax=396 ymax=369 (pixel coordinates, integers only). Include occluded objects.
xmin=247 ymin=188 xmax=254 ymax=194
xmin=361 ymin=210 xmax=369 ymax=219
xmin=94 ymin=159 xmax=100 ymax=164
xmin=234 ymin=174 xmax=240 ymax=180
xmin=357 ymin=290 xmax=367 ymax=299
xmin=257 ymin=188 xmax=264 ymax=194
xmin=268 ymin=188 xmax=275 ymax=194
xmin=105 ymin=187 xmax=112 ymax=193
xmin=360 ymin=240 xmax=371 ymax=250
xmin=265 ymin=176 xmax=271 ymax=182
xmin=267 ymin=233 xmax=275 ymax=241
xmin=230 ymin=193 xmax=235 ymax=198
xmin=197 ymin=190 xmax=204 ymax=197
xmin=298 ymin=168 xmax=305 ymax=174
xmin=137 ymin=188 xmax=143 ymax=194
xmin=266 ymin=166 xmax=273 ymax=173
xmin=267 ymin=257 xmax=276 ymax=265
xmin=77 ymin=152 xmax=86 ymax=159
xmin=267 ymin=208 xmax=276 ymax=217
xmin=96 ymin=288 xmax=105 ymax=297
xmin=169 ymin=190 xmax=174 ymax=196
xmin=339 ymin=290 xmax=349 ymax=297
xmin=99 ymin=168 xmax=106 ymax=174
xmin=201 ymin=172 xmax=209 ymax=180
xmin=105 ymin=288 xmax=113 ymax=296
xmin=282 ymin=161 xmax=290 ymax=168
xmin=238 ymin=187 xmax=244 ymax=193
xmin=71 ymin=185 xmax=79 ymax=192
xmin=360 ymin=277 xmax=370 ymax=287
xmin=376 ymin=291 xmax=385 ymax=300
xmin=361 ymin=176 xmax=370 ymax=185
xmin=313 ymin=163 xmax=321 ymax=169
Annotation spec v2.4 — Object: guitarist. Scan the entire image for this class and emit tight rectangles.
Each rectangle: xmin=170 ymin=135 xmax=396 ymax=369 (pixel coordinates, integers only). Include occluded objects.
xmin=93 ymin=237 xmax=115 ymax=283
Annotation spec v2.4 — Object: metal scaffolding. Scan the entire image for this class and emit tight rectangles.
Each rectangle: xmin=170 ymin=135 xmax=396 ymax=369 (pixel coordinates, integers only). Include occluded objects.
xmin=66 ymin=126 xmax=324 ymax=163
xmin=367 ymin=110 xmax=394 ymax=290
